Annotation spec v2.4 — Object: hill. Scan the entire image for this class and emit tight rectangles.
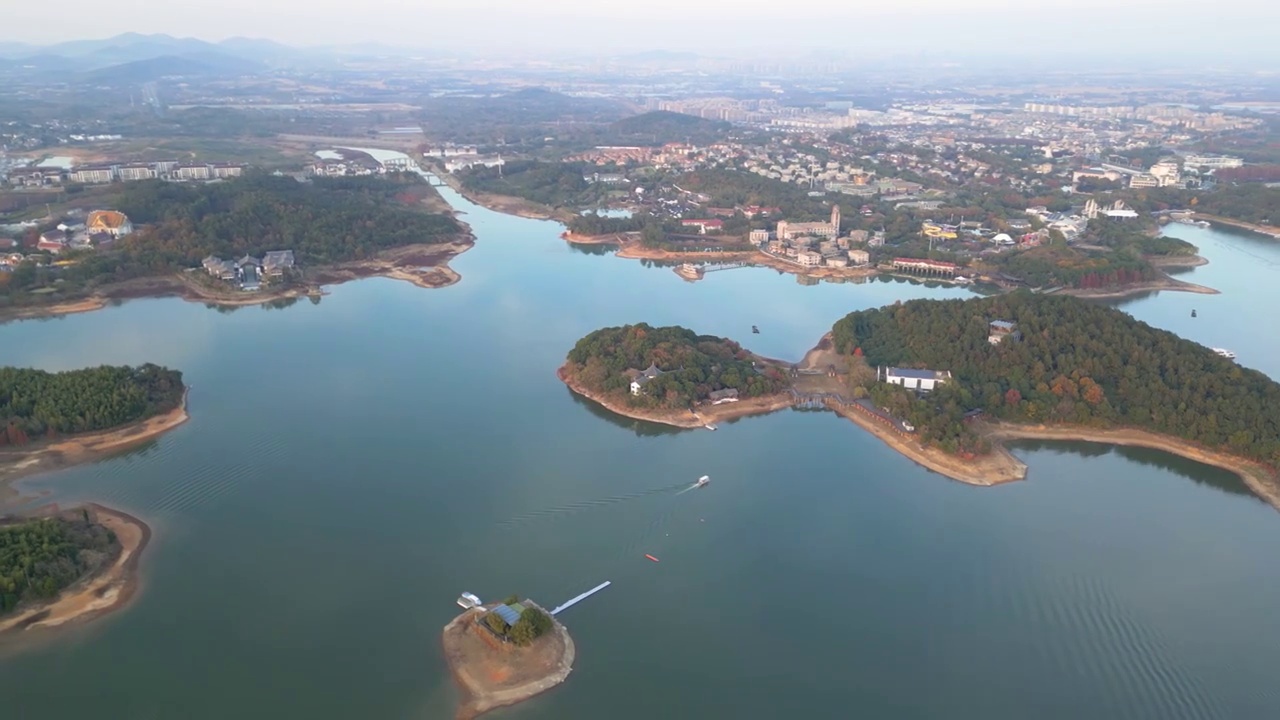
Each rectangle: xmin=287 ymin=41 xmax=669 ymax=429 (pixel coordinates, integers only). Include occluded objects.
xmin=605 ymin=111 xmax=729 ymax=145
xmin=830 ymin=293 xmax=1280 ymax=465
xmin=0 ymin=364 xmax=185 ymax=443
xmin=84 ymin=51 xmax=263 ymax=83
xmin=564 ymin=324 xmax=788 ymax=410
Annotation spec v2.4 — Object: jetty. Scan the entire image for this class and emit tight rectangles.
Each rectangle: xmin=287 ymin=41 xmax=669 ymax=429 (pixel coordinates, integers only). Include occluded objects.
xmin=550 ymin=581 xmax=611 ymax=616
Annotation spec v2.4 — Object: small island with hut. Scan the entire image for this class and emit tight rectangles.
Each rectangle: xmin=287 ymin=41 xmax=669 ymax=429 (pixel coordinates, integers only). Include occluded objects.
xmin=442 ymin=593 xmax=575 ymax=720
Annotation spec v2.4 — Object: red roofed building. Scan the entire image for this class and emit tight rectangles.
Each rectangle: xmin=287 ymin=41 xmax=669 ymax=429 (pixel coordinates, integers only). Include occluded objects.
xmin=891 ymin=257 xmax=959 ymax=276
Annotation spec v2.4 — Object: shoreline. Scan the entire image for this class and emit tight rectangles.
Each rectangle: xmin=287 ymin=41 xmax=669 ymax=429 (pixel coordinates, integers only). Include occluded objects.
xmin=442 ymin=603 xmax=575 ymax=719
xmin=0 ymin=388 xmax=190 ymax=505
xmin=984 ymin=423 xmax=1280 ymax=509
xmin=433 ymin=172 xmax=577 ymax=223
xmin=560 ymin=334 xmax=1277 ymax=504
xmin=1054 ymin=271 xmax=1219 ymax=300
xmin=0 ymin=503 xmax=151 ymax=641
xmin=0 ymin=235 xmax=473 ymax=325
xmin=1195 ymin=214 xmax=1280 ymax=239
xmin=558 ymin=365 xmax=796 ymax=429
xmin=562 ymin=231 xmax=880 ymax=283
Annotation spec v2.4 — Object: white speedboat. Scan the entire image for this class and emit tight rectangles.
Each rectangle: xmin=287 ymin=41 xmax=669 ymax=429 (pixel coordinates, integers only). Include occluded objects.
xmin=695 ymin=475 xmax=711 ymax=488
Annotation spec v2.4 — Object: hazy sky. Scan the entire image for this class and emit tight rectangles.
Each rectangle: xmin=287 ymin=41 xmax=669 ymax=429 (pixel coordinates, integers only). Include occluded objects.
xmin=3 ymin=0 xmax=1278 ymax=61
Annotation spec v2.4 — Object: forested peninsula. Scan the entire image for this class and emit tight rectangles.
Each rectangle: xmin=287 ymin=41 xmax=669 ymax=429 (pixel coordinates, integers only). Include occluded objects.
xmin=0 ymin=504 xmax=150 ymax=639
xmin=0 ymin=365 xmax=188 ymax=494
xmin=1 ymin=172 xmax=467 ymax=316
xmin=561 ymin=296 xmax=1280 ymax=506
xmin=559 ymin=324 xmax=793 ymax=427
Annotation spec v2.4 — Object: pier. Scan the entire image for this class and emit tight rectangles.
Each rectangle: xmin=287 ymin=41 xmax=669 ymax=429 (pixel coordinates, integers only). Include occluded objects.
xmin=550 ymin=581 xmax=611 ymax=616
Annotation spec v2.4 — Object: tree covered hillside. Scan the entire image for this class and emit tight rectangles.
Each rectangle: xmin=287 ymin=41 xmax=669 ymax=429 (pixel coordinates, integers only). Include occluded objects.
xmin=2 ymin=173 xmax=461 ymax=305
xmin=831 ymin=294 xmax=1280 ymax=465
xmin=565 ymin=324 xmax=787 ymax=409
xmin=0 ymin=514 xmax=120 ymax=614
xmin=0 ymin=364 xmax=184 ymax=444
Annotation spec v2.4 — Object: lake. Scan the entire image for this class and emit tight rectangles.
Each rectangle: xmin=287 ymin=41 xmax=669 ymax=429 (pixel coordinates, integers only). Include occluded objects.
xmin=2 ymin=179 xmax=1280 ymax=719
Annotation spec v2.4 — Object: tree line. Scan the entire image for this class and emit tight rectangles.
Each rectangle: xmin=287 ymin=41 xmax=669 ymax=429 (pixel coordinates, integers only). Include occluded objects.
xmin=2 ymin=172 xmax=461 ymax=305
xmin=831 ymin=293 xmax=1280 ymax=466
xmin=565 ymin=324 xmax=788 ymax=410
xmin=0 ymin=513 xmax=120 ymax=614
xmin=0 ymin=364 xmax=184 ymax=444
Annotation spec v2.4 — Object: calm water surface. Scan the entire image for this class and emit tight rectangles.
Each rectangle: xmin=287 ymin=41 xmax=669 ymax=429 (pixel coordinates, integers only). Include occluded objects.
xmin=2 ymin=180 xmax=1280 ymax=719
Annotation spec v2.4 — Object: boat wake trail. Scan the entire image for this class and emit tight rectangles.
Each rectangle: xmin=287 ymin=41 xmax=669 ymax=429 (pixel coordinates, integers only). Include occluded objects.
xmin=494 ymin=482 xmax=689 ymax=530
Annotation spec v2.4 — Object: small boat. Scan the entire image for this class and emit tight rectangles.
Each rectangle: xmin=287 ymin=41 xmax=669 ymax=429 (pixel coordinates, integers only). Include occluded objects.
xmin=457 ymin=592 xmax=482 ymax=609
xmin=1212 ymin=348 xmax=1236 ymax=360
xmin=752 ymin=325 xmax=760 ymax=334
xmin=695 ymin=475 xmax=711 ymax=488
xmin=1191 ymin=309 xmax=1197 ymax=317
xmin=644 ymin=554 xmax=660 ymax=563
xmin=704 ymin=424 xmax=717 ymax=431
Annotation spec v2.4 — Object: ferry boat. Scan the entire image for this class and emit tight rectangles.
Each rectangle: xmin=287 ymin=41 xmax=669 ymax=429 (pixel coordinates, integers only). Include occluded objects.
xmin=457 ymin=592 xmax=482 ymax=609
xmin=695 ymin=475 xmax=711 ymax=488
xmin=1212 ymin=348 xmax=1236 ymax=360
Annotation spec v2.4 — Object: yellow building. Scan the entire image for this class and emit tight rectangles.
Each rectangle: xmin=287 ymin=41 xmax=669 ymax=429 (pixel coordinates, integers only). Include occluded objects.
xmin=86 ymin=210 xmax=133 ymax=237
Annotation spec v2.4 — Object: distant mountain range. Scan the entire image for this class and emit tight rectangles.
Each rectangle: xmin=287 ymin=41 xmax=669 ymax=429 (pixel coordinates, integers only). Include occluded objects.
xmin=0 ymin=32 xmax=407 ymax=81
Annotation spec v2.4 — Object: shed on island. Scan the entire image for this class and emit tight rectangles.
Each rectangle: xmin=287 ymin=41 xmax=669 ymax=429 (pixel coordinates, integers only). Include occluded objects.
xmin=988 ymin=320 xmax=1020 ymax=344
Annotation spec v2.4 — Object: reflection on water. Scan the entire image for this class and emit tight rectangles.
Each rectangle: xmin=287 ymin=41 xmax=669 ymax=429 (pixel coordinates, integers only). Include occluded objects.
xmin=565 ymin=387 xmax=686 ymax=437
xmin=567 ymin=242 xmax=613 ymax=256
xmin=1010 ymin=439 xmax=1263 ymax=503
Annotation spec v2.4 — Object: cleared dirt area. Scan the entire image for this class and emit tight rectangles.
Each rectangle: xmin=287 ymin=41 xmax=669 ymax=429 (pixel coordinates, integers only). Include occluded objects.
xmin=442 ymin=605 xmax=575 ymax=720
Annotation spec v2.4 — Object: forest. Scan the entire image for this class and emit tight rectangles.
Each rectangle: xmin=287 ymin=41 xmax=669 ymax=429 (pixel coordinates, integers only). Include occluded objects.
xmin=0 ymin=364 xmax=184 ymax=444
xmin=673 ymin=169 xmax=834 ymax=222
xmin=1 ymin=172 xmax=461 ymax=305
xmin=831 ymin=293 xmax=1280 ymax=466
xmin=565 ymin=324 xmax=788 ymax=410
xmin=0 ymin=513 xmax=120 ymax=614
xmin=984 ymin=244 xmax=1159 ymax=289
xmin=458 ymin=159 xmax=609 ymax=208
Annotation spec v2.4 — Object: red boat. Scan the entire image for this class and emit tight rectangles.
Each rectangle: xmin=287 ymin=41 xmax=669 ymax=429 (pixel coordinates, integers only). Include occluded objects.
xmin=644 ymin=554 xmax=660 ymax=562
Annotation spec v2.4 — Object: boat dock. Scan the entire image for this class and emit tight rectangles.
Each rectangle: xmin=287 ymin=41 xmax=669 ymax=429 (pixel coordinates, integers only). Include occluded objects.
xmin=549 ymin=581 xmax=611 ymax=616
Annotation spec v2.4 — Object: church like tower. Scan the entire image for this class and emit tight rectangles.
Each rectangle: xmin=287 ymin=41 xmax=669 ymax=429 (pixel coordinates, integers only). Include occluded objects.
xmin=830 ymin=205 xmax=841 ymax=235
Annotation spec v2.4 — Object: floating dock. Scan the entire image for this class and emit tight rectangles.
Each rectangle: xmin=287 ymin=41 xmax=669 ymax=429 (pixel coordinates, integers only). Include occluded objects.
xmin=549 ymin=581 xmax=611 ymax=616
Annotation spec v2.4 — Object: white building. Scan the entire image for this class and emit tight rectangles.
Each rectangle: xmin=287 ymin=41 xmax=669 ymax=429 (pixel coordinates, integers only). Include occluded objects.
xmin=882 ymin=367 xmax=952 ymax=392
xmin=1183 ymin=154 xmax=1243 ymax=170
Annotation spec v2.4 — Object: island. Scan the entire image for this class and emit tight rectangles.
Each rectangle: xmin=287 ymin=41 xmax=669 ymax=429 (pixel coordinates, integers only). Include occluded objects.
xmin=0 ymin=504 xmax=149 ymax=640
xmin=442 ymin=595 xmax=573 ymax=719
xmin=0 ymin=364 xmax=188 ymax=500
xmin=558 ymin=324 xmax=795 ymax=429
xmin=561 ymin=294 xmax=1280 ymax=508
xmin=0 ymin=172 xmax=470 ymax=322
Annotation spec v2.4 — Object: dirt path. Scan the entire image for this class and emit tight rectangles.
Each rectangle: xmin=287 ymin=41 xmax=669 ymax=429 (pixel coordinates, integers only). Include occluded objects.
xmin=0 ymin=504 xmax=150 ymax=639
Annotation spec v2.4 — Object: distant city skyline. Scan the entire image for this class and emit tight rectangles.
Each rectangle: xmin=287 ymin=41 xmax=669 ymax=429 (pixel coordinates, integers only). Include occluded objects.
xmin=1 ymin=0 xmax=1277 ymax=65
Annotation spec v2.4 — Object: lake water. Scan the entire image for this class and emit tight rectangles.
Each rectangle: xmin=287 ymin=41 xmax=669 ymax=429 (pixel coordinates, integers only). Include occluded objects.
xmin=2 ymin=177 xmax=1280 ymax=719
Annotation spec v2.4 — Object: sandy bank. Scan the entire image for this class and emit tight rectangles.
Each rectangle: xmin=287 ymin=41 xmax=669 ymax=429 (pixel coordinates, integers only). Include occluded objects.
xmin=434 ymin=173 xmax=576 ymax=223
xmin=827 ymin=402 xmax=1028 ymax=486
xmin=1056 ymin=272 xmax=1218 ymax=300
xmin=1196 ymin=214 xmax=1280 ymax=239
xmin=0 ymin=389 xmax=189 ymax=504
xmin=0 ymin=235 xmax=473 ymax=324
xmin=1147 ymin=253 xmax=1210 ymax=269
xmin=442 ymin=603 xmax=575 ymax=720
xmin=985 ymin=423 xmax=1280 ymax=510
xmin=0 ymin=504 xmax=150 ymax=640
xmin=558 ymin=365 xmax=794 ymax=430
